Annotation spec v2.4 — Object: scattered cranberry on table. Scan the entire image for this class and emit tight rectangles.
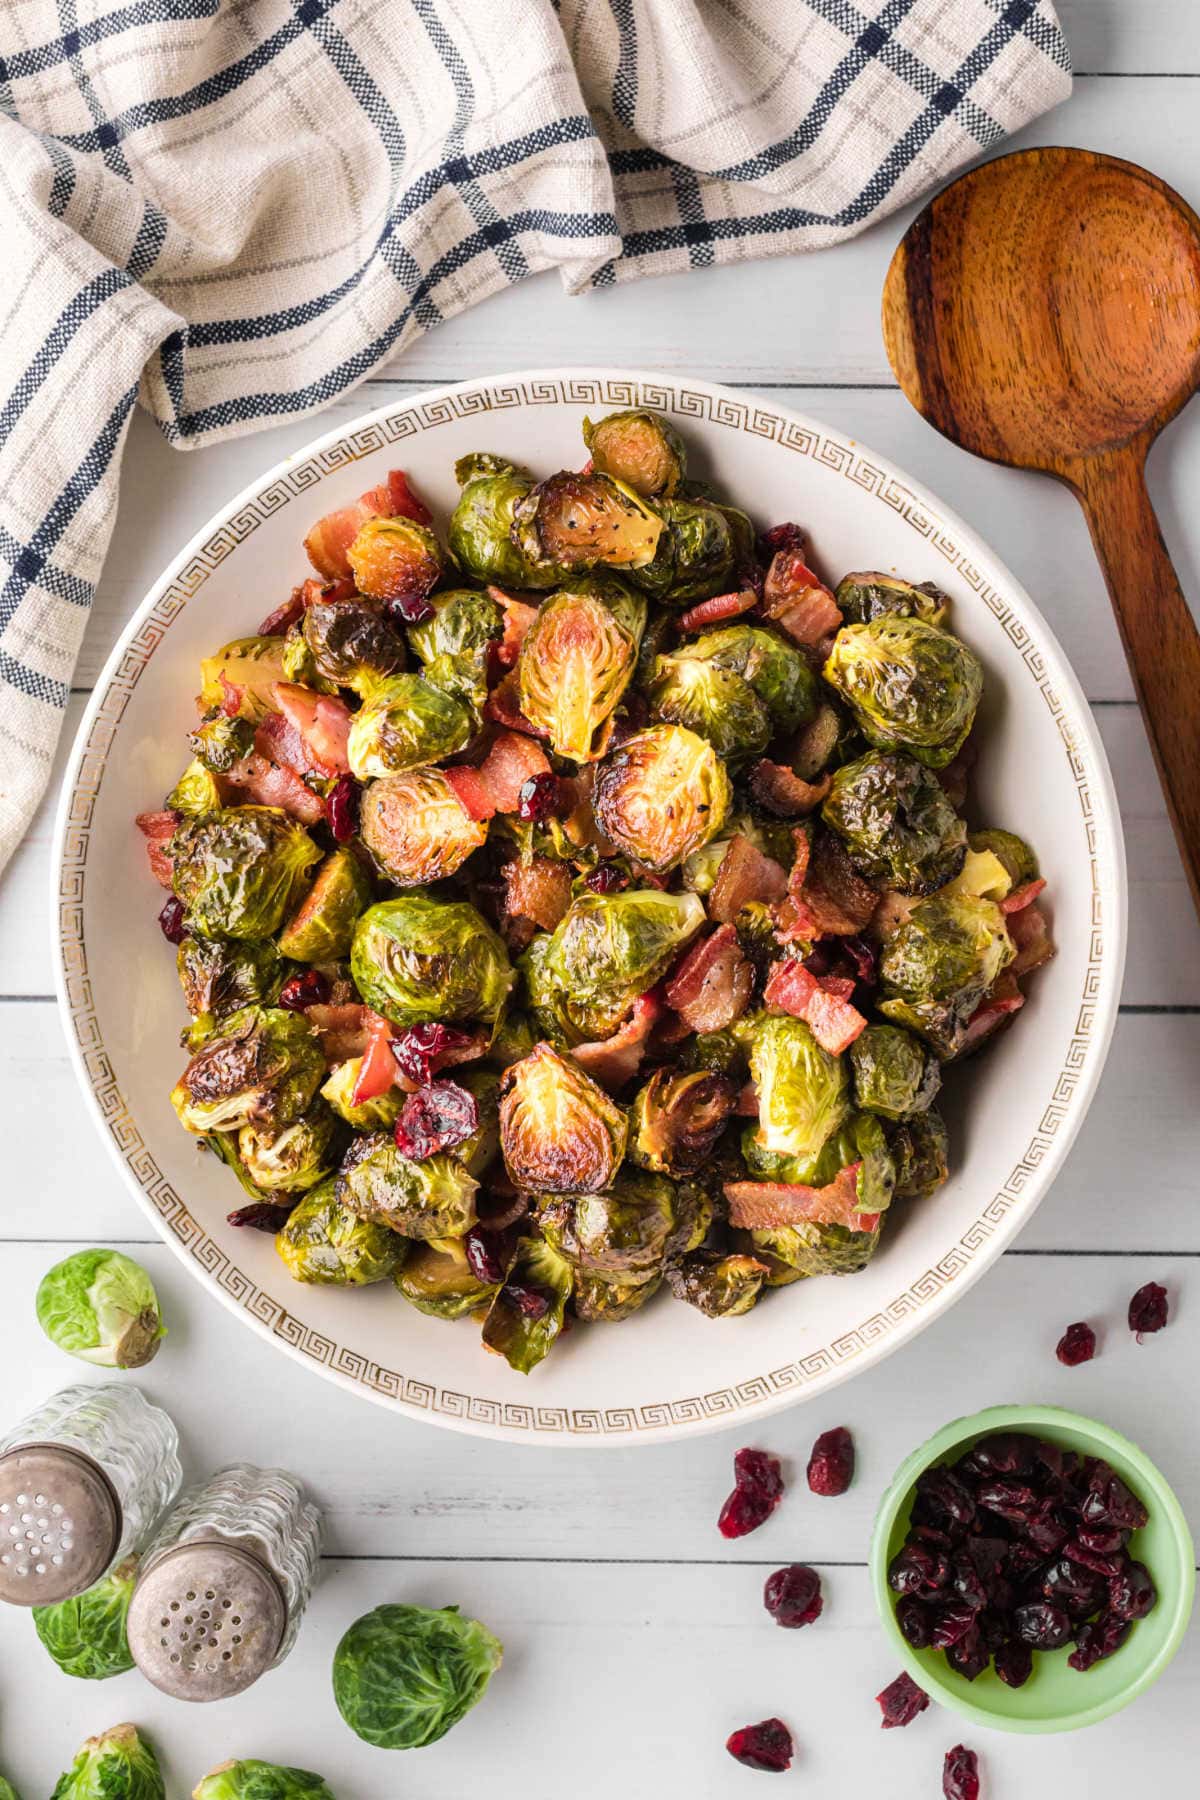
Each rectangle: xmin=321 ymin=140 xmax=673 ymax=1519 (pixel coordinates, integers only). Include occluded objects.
xmin=875 ymin=1670 xmax=930 ymax=1728
xmin=1056 ymin=1320 xmax=1097 ymax=1366
xmin=718 ymin=1447 xmax=784 ymax=1539
xmin=1128 ymin=1281 xmax=1169 ymax=1341
xmin=807 ymin=1426 xmax=855 ymax=1496
xmin=725 ymin=1717 xmax=794 ymax=1772
xmin=763 ymin=1564 xmax=823 ymax=1629
xmin=943 ymin=1745 xmax=981 ymax=1800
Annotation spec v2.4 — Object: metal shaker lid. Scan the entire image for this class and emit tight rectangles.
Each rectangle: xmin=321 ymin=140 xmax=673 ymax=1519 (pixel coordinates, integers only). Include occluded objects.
xmin=0 ymin=1444 xmax=121 ymax=1605
xmin=127 ymin=1537 xmax=287 ymax=1701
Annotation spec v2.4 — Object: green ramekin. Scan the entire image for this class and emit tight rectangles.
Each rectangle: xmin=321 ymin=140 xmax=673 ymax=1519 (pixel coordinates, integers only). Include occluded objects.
xmin=870 ymin=1403 xmax=1195 ymax=1733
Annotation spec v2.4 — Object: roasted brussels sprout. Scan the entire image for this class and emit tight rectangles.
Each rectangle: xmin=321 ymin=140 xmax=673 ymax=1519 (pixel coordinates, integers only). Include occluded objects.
xmin=878 ymin=893 xmax=1015 ymax=1057
xmin=395 ymin=1238 xmax=504 ymax=1319
xmin=749 ymin=1215 xmax=881 ymax=1279
xmin=339 ymin=1137 xmax=478 ymax=1239
xmin=166 ymin=758 xmax=223 ymax=817
xmin=512 ymin=470 xmax=663 ymax=574
xmin=448 ymin=461 xmax=559 ymax=589
xmin=352 ymin=895 xmax=513 ymax=1027
xmin=359 ymin=769 xmax=487 ymax=887
xmin=678 ymin=623 xmax=817 ymax=733
xmin=346 ymin=515 xmax=442 ymax=605
xmin=850 ymin=1022 xmax=941 ymax=1120
xmin=33 ymin=1555 xmax=137 ymax=1679
xmin=573 ymin=1269 xmax=661 ymax=1322
xmin=321 ymin=1057 xmax=404 ymax=1129
xmin=486 ymin=1008 xmax=537 ymax=1071
xmin=50 ymin=1725 xmax=164 ymax=1800
xmin=823 ymin=616 xmax=982 ymax=768
xmin=36 ymin=1251 xmax=164 ymax=1371
xmin=969 ymin=828 xmax=1038 ymax=887
xmin=449 ymin=1068 xmax=502 ymax=1177
xmin=177 ymin=934 xmax=287 ymax=1021
xmin=192 ymin=1762 xmax=337 ymax=1800
xmin=170 ymin=806 xmax=321 ymax=940
xmin=408 ymin=586 xmax=502 ymax=710
xmin=582 ymin=408 xmax=686 ymax=497
xmin=592 ymin=724 xmax=731 ymax=871
xmin=750 ymin=1013 xmax=850 ymax=1161
xmin=628 ymin=1067 xmax=738 ymax=1175
xmin=278 ymin=846 xmax=373 ymax=961
xmin=740 ymin=1108 xmax=894 ymax=1214
xmin=890 ymin=1107 xmax=950 ymax=1199
xmin=518 ymin=580 xmax=644 ymax=760
xmin=346 ymin=673 xmax=473 ymax=779
xmin=276 ymin=1175 xmax=405 ymax=1285
xmin=481 ymin=1234 xmax=574 ymax=1371
xmin=302 ymin=599 xmax=406 ymax=695
xmin=499 ymin=1043 xmax=628 ymax=1193
xmin=666 ymin=1250 xmax=767 ymax=1318
xmin=541 ymin=886 xmax=705 ymax=1038
xmin=199 ymin=636 xmax=290 ymax=721
xmin=633 ymin=496 xmax=736 ymax=603
xmin=941 ymin=844 xmax=1013 ymax=903
xmin=171 ymin=1005 xmax=324 ymax=1134
xmin=647 ymin=650 xmax=771 ymax=759
xmin=188 ymin=711 xmax=255 ymax=774
xmin=538 ymin=1169 xmax=679 ymax=1283
xmin=333 ymin=1601 xmax=503 ymax=1748
xmin=835 ymin=572 xmax=948 ymax=627
xmin=822 ymin=750 xmax=967 ymax=894
xmin=238 ymin=1101 xmax=338 ymax=1193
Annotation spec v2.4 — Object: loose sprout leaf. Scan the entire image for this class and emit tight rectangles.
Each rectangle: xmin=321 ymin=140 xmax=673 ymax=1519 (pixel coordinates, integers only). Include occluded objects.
xmin=332 ymin=1602 xmax=503 ymax=1749
xmin=36 ymin=1251 xmax=165 ymax=1370
xmin=482 ymin=1235 xmax=573 ymax=1371
xmin=33 ymin=1556 xmax=139 ymax=1679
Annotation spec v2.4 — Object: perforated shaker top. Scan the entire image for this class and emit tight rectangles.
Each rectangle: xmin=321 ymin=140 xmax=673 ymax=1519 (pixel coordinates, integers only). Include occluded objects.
xmin=127 ymin=1538 xmax=287 ymax=1700
xmin=0 ymin=1445 xmax=120 ymax=1605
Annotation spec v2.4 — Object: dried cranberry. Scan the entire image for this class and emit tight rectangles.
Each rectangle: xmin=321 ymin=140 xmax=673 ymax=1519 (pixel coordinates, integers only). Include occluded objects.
xmin=718 ymin=1448 xmax=784 ymax=1540
xmin=1076 ymin=1524 xmax=1127 ymax=1557
xmin=1128 ymin=1280 xmax=1169 ymax=1341
xmin=758 ymin=521 xmax=807 ymax=559
xmin=390 ymin=1021 xmax=479 ymax=1086
xmin=977 ymin=1607 xmax=1008 ymax=1653
xmin=1042 ymin=1558 xmax=1107 ymax=1618
xmin=1003 ymin=1539 xmax=1043 ymax=1582
xmin=950 ymin=1553 xmax=988 ymax=1613
xmin=227 ymin=1200 xmax=295 ymax=1232
xmin=463 ymin=1226 xmax=511 ymax=1287
xmin=1069 ymin=1611 xmax=1131 ymax=1672
xmin=278 ymin=968 xmax=331 ymax=1011
xmin=916 ymin=1466 xmax=976 ymax=1528
xmin=1063 ymin=1538 xmax=1127 ymax=1579
xmin=326 ymin=773 xmax=362 ymax=842
xmin=841 ymin=935 xmax=877 ymax=985
xmin=1056 ymin=1320 xmax=1097 ymax=1366
xmin=385 ymin=592 xmax=435 ymax=625
xmin=943 ymin=1746 xmax=980 ymax=1800
xmin=889 ymin=1543 xmax=946 ymax=1596
xmin=1108 ymin=1559 xmax=1156 ymax=1621
xmin=945 ymin=1628 xmax=987 ymax=1681
xmin=896 ymin=1597 xmax=933 ymax=1648
xmin=1013 ymin=1601 xmax=1072 ymax=1649
xmin=763 ymin=1564 xmax=823 ymax=1629
xmin=1024 ymin=1502 xmax=1069 ymax=1557
xmin=876 ymin=1671 xmax=929 ymax=1729
xmin=726 ymin=1718 xmax=793 ymax=1772
xmin=504 ymin=1284 xmax=551 ymax=1320
xmin=971 ymin=1433 xmax=1036 ymax=1476
xmin=807 ymin=1426 xmax=854 ymax=1496
xmin=1082 ymin=1465 xmax=1148 ymax=1532
xmin=931 ymin=1604 xmax=978 ymax=1649
xmin=993 ymin=1638 xmax=1033 ymax=1688
xmin=158 ymin=895 xmax=186 ymax=943
xmin=394 ymin=1079 xmax=479 ymax=1160
xmin=584 ymin=863 xmax=629 ymax=894
xmin=516 ymin=771 xmax=562 ymax=823
xmin=976 ymin=1480 xmax=1039 ymax=1524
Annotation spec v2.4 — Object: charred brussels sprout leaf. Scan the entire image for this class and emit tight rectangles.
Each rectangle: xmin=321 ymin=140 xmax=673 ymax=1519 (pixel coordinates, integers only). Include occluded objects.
xmin=347 ymin=674 xmax=473 ymax=779
xmin=36 ymin=1251 xmax=164 ymax=1370
xmin=340 ymin=1140 xmax=478 ymax=1239
xmin=834 ymin=572 xmax=948 ymax=628
xmin=499 ymin=1043 xmax=628 ymax=1194
xmin=166 ymin=759 xmax=223 ymax=817
xmin=889 ymin=1107 xmax=950 ymax=1199
xmin=395 ymin=1239 xmax=505 ymax=1320
xmin=679 ymin=623 xmax=817 ymax=734
xmin=303 ymin=600 xmax=406 ymax=696
xmin=518 ymin=581 xmax=642 ymax=761
xmin=629 ymin=1067 xmax=738 ymax=1174
xmin=321 ymin=1058 xmax=403 ymax=1129
xmin=276 ymin=1176 xmax=405 ymax=1286
xmin=573 ymin=1270 xmax=661 ymax=1322
xmin=347 ymin=515 xmax=442 ymax=605
xmin=850 ymin=1023 xmax=941 ymax=1120
xmin=188 ymin=712 xmax=255 ymax=774
xmin=538 ymin=1169 xmax=679 ymax=1283
xmin=878 ymin=893 xmax=1014 ymax=1057
xmin=667 ymin=1251 xmax=767 ymax=1318
xmin=542 ymin=887 xmax=705 ymax=1038
xmin=278 ymin=846 xmax=373 ymax=961
xmin=823 ymin=616 xmax=982 ymax=768
xmin=482 ymin=1235 xmax=574 ymax=1371
xmin=407 ymin=587 xmax=502 ymax=711
xmin=969 ymin=828 xmax=1039 ymax=887
xmin=33 ymin=1555 xmax=137 ymax=1679
xmin=50 ymin=1724 xmax=165 ymax=1800
xmin=750 ymin=1216 xmax=881 ymax=1279
xmin=448 ymin=464 xmax=560 ymax=589
xmin=512 ymin=470 xmax=663 ymax=574
xmin=822 ymin=750 xmax=967 ymax=894
xmin=352 ymin=895 xmax=513 ymax=1027
xmin=238 ymin=1102 xmax=338 ymax=1193
xmin=633 ymin=497 xmax=736 ymax=603
xmin=648 ymin=651 xmax=771 ymax=759
xmin=582 ymin=408 xmax=686 ymax=497
xmin=170 ymin=806 xmax=321 ymax=940
xmin=177 ymin=934 xmax=287 ymax=1021
xmin=192 ymin=1761 xmax=337 ymax=1800
xmin=199 ymin=636 xmax=290 ymax=721
xmin=360 ymin=768 xmax=488 ymax=887
xmin=332 ymin=1601 xmax=503 ymax=1749
xmin=171 ymin=1005 xmax=324 ymax=1134
xmin=750 ymin=1014 xmax=850 ymax=1161
xmin=592 ymin=724 xmax=731 ymax=871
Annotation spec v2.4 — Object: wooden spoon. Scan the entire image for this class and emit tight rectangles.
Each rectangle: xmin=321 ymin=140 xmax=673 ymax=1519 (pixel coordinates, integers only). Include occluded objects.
xmin=883 ymin=147 xmax=1200 ymax=918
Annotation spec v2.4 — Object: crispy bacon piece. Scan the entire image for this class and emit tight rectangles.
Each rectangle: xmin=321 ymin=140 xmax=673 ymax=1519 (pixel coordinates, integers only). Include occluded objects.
xmin=136 ymin=809 xmax=179 ymax=888
xmin=254 ymin=713 xmax=310 ymax=776
xmin=677 ymin=589 xmax=758 ymax=633
xmin=306 ymin=1003 xmax=369 ymax=1061
xmin=442 ymin=764 xmax=495 ymax=822
xmin=724 ymin=1165 xmax=877 ymax=1233
xmin=351 ymin=1011 xmax=396 ymax=1104
xmin=736 ymin=1080 xmax=759 ymax=1116
xmin=225 ymin=750 xmax=325 ymax=825
xmin=763 ymin=959 xmax=867 ymax=1054
xmin=665 ymin=925 xmax=754 ymax=1035
xmin=958 ymin=980 xmax=1025 ymax=1055
xmin=502 ymin=855 xmax=573 ymax=933
xmin=1008 ymin=899 xmax=1054 ymax=976
xmin=749 ymin=759 xmax=832 ymax=818
xmin=488 ymin=587 xmax=539 ymax=669
xmin=485 ymin=667 xmax=547 ymax=738
xmin=708 ymin=834 xmax=789 ymax=926
xmin=258 ymin=575 xmax=356 ymax=637
xmin=572 ymin=993 xmax=661 ymax=1092
xmin=1001 ymin=877 xmax=1047 ymax=914
xmin=777 ymin=829 xmax=879 ymax=939
xmin=271 ymin=683 xmax=351 ymax=774
xmin=218 ymin=672 xmax=244 ymax=718
xmin=478 ymin=729 xmax=552 ymax=813
xmin=303 ymin=470 xmax=430 ymax=580
xmin=762 ymin=549 xmax=843 ymax=649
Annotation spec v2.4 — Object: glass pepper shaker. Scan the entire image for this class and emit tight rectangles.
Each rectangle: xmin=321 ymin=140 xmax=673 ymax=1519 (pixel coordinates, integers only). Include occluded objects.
xmin=127 ymin=1463 xmax=322 ymax=1701
xmin=0 ymin=1383 xmax=182 ymax=1607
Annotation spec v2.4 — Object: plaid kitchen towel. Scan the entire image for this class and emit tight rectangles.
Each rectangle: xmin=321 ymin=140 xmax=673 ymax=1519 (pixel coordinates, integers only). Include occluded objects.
xmin=0 ymin=0 xmax=1071 ymax=869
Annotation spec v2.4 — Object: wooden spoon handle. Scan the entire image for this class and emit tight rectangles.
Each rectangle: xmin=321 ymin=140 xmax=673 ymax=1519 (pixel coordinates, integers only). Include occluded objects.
xmin=1073 ymin=446 xmax=1200 ymax=916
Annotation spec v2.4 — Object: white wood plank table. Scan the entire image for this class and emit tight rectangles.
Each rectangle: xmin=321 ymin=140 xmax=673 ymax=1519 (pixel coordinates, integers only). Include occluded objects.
xmin=2 ymin=9 xmax=1199 ymax=1791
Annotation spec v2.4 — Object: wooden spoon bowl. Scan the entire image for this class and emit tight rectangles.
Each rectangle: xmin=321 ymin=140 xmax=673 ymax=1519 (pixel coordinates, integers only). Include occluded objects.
xmin=884 ymin=148 xmax=1200 ymax=915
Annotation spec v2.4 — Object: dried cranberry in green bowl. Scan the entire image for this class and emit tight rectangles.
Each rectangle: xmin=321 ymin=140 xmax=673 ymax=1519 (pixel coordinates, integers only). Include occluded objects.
xmin=869 ymin=1404 xmax=1194 ymax=1733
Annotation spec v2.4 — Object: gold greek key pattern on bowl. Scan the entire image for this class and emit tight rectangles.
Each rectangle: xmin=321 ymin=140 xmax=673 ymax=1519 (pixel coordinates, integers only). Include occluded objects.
xmin=57 ymin=375 xmax=1108 ymax=1435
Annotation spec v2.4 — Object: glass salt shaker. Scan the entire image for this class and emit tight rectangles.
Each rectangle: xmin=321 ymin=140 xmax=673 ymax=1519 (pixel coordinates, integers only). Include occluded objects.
xmin=127 ymin=1463 xmax=322 ymax=1701
xmin=0 ymin=1383 xmax=182 ymax=1606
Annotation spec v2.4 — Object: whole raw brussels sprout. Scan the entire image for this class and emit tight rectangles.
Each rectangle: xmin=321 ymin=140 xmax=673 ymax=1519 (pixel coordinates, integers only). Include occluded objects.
xmin=0 ymin=1780 xmax=16 ymax=1800
xmin=823 ymin=616 xmax=983 ymax=768
xmin=750 ymin=1013 xmax=850 ymax=1161
xmin=346 ymin=515 xmax=442 ymax=606
xmin=302 ymin=599 xmax=406 ymax=696
xmin=890 ymin=1107 xmax=950 ymax=1200
xmin=518 ymin=580 xmax=644 ymax=761
xmin=666 ymin=1250 xmax=767 ymax=1318
xmin=499 ymin=1043 xmax=628 ymax=1194
xmin=878 ymin=893 xmax=1015 ymax=1057
xmin=592 ymin=724 xmax=731 ymax=871
xmin=352 ymin=895 xmax=513 ymax=1027
xmin=278 ymin=846 xmax=374 ymax=962
xmin=50 ymin=1724 xmax=164 ymax=1800
xmin=632 ymin=496 xmax=736 ymax=603
xmin=677 ymin=623 xmax=817 ymax=734
xmin=541 ymin=887 xmax=705 ymax=1038
xmin=537 ymin=1169 xmax=679 ymax=1284
xmin=347 ymin=673 xmax=473 ymax=779
xmin=834 ymin=571 xmax=948 ymax=627
xmin=360 ymin=769 xmax=488 ymax=887
xmin=36 ymin=1250 xmax=165 ymax=1370
xmin=511 ymin=469 xmax=663 ymax=574
xmin=822 ymin=750 xmax=967 ymax=894
xmin=321 ymin=1058 xmax=404 ymax=1130
xmin=171 ymin=1006 xmax=324 ymax=1134
xmin=407 ymin=587 xmax=502 ymax=711
xmin=32 ymin=1555 xmax=138 ymax=1679
xmin=177 ymin=934 xmax=287 ymax=1022
xmin=192 ymin=1762 xmax=337 ymax=1800
xmin=166 ymin=758 xmax=223 ymax=817
xmin=850 ymin=1023 xmax=941 ymax=1120
xmin=200 ymin=636 xmax=290 ymax=720
xmin=395 ymin=1238 xmax=505 ymax=1320
xmin=188 ymin=711 xmax=255 ymax=774
xmin=332 ymin=1601 xmax=503 ymax=1748
xmin=276 ymin=1176 xmax=405 ymax=1286
xmin=448 ymin=460 xmax=560 ymax=589
xmin=582 ymin=408 xmax=686 ymax=497
xmin=647 ymin=650 xmax=771 ymax=759
xmin=339 ymin=1140 xmax=478 ymax=1240
xmin=238 ymin=1102 xmax=339 ymax=1193
xmin=481 ymin=1234 xmax=574 ymax=1371
xmin=170 ymin=806 xmax=321 ymax=940
xmin=628 ymin=1067 xmax=738 ymax=1175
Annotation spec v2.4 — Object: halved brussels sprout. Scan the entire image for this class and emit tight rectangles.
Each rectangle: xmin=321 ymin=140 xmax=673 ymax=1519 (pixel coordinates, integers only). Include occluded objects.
xmin=448 ymin=462 xmax=560 ymax=589
xmin=511 ymin=470 xmax=663 ymax=574
xmin=481 ymin=1234 xmax=574 ymax=1372
xmin=166 ymin=759 xmax=223 ymax=817
xmin=666 ymin=1250 xmax=767 ymax=1318
xmin=889 ymin=1107 xmax=950 ymax=1199
xmin=339 ymin=1139 xmax=478 ymax=1239
xmin=740 ymin=1108 xmax=894 ymax=1214
xmin=171 ymin=1006 xmax=324 ymax=1134
xmin=750 ymin=1013 xmax=850 ymax=1161
xmin=749 ymin=1215 xmax=881 ymax=1278
xmin=632 ymin=497 xmax=736 ymax=603
xmin=278 ymin=846 xmax=373 ymax=961
xmin=32 ymin=1553 xmax=138 ymax=1678
xmin=321 ymin=1058 xmax=404 ymax=1130
xmin=592 ymin=724 xmax=731 ymax=871
xmin=678 ymin=623 xmax=817 ymax=733
xmin=537 ymin=1169 xmax=679 ymax=1283
xmin=835 ymin=572 xmax=948 ymax=627
xmin=346 ymin=673 xmax=473 ymax=779
xmin=407 ymin=586 xmax=502 ymax=711
xmin=628 ymin=1068 xmax=737 ymax=1175
xmin=542 ymin=887 xmax=705 ymax=1038
xmin=302 ymin=600 xmax=406 ymax=695
xmin=171 ymin=806 xmax=321 ymax=940
xmin=573 ymin=1270 xmax=661 ymax=1322
xmin=277 ymin=1175 xmax=405 ymax=1285
xmin=199 ymin=636 xmax=290 ymax=721
xmin=969 ymin=828 xmax=1039 ymax=887
xmin=395 ymin=1237 xmax=503 ymax=1319
xmin=647 ymin=652 xmax=771 ymax=759
xmin=822 ymin=750 xmax=967 ymax=894
xmin=351 ymin=895 xmax=513 ymax=1027
xmin=237 ymin=1101 xmax=338 ymax=1193
xmin=177 ymin=934 xmax=287 ymax=1021
xmin=940 ymin=845 xmax=1012 ymax=903
xmin=823 ymin=616 xmax=983 ymax=769
xmin=850 ymin=1022 xmax=941 ymax=1120
xmin=582 ymin=408 xmax=686 ymax=497
xmin=878 ymin=893 xmax=1014 ymax=1057
xmin=359 ymin=768 xmax=488 ymax=887
xmin=188 ymin=712 xmax=255 ymax=774
xmin=518 ymin=580 xmax=643 ymax=761
xmin=346 ymin=515 xmax=442 ymax=604
xmin=499 ymin=1043 xmax=628 ymax=1193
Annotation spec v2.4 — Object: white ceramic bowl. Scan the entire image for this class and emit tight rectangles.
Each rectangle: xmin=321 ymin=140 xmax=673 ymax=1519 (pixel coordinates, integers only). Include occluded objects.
xmin=52 ymin=370 xmax=1125 ymax=1445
